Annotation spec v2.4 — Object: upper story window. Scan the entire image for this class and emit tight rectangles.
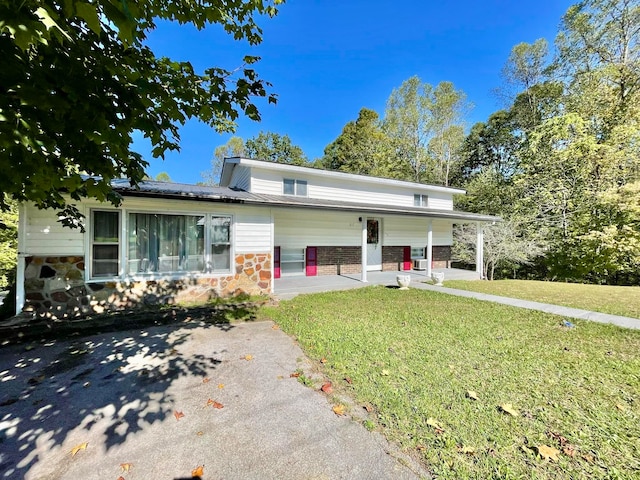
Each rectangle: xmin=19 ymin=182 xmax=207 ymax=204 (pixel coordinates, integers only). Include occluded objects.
xmin=414 ymin=194 xmax=428 ymax=207
xmin=283 ymin=178 xmax=308 ymax=196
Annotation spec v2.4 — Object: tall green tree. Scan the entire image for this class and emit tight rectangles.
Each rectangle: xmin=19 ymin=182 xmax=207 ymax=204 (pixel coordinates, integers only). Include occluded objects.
xmin=244 ymin=131 xmax=308 ymax=165
xmin=0 ymin=201 xmax=17 ymax=289
xmin=0 ymin=0 xmax=281 ymax=226
xmin=201 ymin=135 xmax=246 ymax=185
xmin=319 ymin=108 xmax=397 ymax=177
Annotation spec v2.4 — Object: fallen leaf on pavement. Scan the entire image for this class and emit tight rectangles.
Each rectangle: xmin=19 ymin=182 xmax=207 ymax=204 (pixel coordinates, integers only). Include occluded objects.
xmin=500 ymin=403 xmax=519 ymax=416
xmin=290 ymin=372 xmax=301 ymax=378
xmin=191 ymin=465 xmax=204 ymax=477
xmin=320 ymin=357 xmax=327 ymax=364
xmin=202 ymin=377 xmax=210 ymax=384
xmin=70 ymin=442 xmax=88 ymax=456
xmin=333 ymin=404 xmax=346 ymax=415
xmin=218 ymin=383 xmax=225 ymax=389
xmin=363 ymin=404 xmax=373 ymax=413
xmin=205 ymin=398 xmax=224 ymax=409
xmin=537 ymin=445 xmax=560 ymax=461
xmin=120 ymin=462 xmax=133 ymax=472
xmin=321 ymin=382 xmax=333 ymax=394
xmin=271 ymin=324 xmax=280 ymax=330
xmin=196 ymin=431 xmax=204 ymax=436
xmin=242 ymin=354 xmax=253 ymax=361
xmin=117 ymin=477 xmax=125 ymax=480
xmin=174 ymin=410 xmax=185 ymax=420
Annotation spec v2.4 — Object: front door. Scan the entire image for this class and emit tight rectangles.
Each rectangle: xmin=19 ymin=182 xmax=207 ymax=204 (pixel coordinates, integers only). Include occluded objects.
xmin=366 ymin=218 xmax=382 ymax=271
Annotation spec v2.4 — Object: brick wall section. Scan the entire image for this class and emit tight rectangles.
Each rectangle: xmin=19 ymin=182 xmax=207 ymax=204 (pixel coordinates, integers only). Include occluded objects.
xmin=432 ymin=246 xmax=452 ymax=269
xmin=317 ymin=246 xmax=361 ymax=275
xmin=382 ymin=246 xmax=405 ymax=272
xmin=22 ymin=254 xmax=271 ymax=320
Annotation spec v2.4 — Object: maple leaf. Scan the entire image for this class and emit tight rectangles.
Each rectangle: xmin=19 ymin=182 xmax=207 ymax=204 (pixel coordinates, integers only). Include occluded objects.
xmin=537 ymin=445 xmax=560 ymax=461
xmin=321 ymin=382 xmax=333 ymax=394
xmin=120 ymin=462 xmax=133 ymax=472
xmin=466 ymin=390 xmax=479 ymax=400
xmin=500 ymin=403 xmax=519 ymax=416
xmin=213 ymin=401 xmax=224 ymax=409
xmin=69 ymin=442 xmax=88 ymax=457
xmin=174 ymin=410 xmax=185 ymax=420
xmin=333 ymin=404 xmax=346 ymax=415
xmin=191 ymin=464 xmax=204 ymax=477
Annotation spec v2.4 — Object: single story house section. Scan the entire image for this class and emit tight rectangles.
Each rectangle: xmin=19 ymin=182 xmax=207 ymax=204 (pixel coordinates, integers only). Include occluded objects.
xmin=15 ymin=157 xmax=499 ymax=318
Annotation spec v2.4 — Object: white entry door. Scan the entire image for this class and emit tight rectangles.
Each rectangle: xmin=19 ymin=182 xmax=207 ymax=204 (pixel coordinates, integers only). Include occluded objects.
xmin=366 ymin=218 xmax=382 ymax=271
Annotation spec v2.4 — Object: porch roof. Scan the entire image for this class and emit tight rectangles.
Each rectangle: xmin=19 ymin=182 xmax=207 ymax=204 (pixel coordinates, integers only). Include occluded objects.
xmin=112 ymin=179 xmax=500 ymax=223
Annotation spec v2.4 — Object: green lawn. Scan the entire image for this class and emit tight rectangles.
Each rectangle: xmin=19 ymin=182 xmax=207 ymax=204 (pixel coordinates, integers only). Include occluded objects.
xmin=261 ymin=287 xmax=640 ymax=479
xmin=445 ymin=280 xmax=640 ymax=319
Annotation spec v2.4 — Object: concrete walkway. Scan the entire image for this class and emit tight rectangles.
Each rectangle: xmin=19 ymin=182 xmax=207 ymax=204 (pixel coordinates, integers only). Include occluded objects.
xmin=275 ymin=271 xmax=640 ymax=330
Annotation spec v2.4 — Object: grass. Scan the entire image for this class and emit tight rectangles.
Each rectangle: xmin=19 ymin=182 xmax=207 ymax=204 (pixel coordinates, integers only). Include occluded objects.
xmin=445 ymin=280 xmax=640 ymax=319
xmin=261 ymin=286 xmax=640 ymax=479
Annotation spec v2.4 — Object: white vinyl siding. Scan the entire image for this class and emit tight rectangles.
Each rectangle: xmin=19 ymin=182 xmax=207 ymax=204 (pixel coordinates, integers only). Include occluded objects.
xmin=23 ymin=203 xmax=85 ymax=255
xmin=229 ymin=165 xmax=251 ymax=191
xmin=383 ymin=217 xmax=453 ymax=247
xmin=248 ymin=167 xmax=455 ymax=210
xmin=274 ymin=209 xmax=361 ymax=248
xmin=235 ymin=211 xmax=272 ymax=253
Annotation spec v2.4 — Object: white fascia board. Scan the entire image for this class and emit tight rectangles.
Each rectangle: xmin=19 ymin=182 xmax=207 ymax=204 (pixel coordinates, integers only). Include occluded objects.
xmin=219 ymin=157 xmax=242 ymax=186
xmin=232 ymin=158 xmax=466 ymax=195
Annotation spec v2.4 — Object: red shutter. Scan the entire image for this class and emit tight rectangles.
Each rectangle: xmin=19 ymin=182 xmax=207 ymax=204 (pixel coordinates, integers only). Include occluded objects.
xmin=403 ymin=246 xmax=412 ymax=271
xmin=306 ymin=247 xmax=317 ymax=276
xmin=274 ymin=246 xmax=281 ymax=279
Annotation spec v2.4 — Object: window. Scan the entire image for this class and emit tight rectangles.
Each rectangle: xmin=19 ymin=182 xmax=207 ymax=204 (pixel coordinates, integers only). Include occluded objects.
xmin=411 ymin=247 xmax=425 ymax=259
xmin=91 ymin=210 xmax=120 ymax=277
xmin=211 ymin=216 xmax=231 ymax=271
xmin=283 ymin=178 xmax=308 ymax=196
xmin=414 ymin=194 xmax=428 ymax=207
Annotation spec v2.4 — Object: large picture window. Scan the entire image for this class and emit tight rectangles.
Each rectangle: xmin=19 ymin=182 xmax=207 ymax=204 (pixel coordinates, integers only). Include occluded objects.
xmin=128 ymin=213 xmax=205 ymax=274
xmin=91 ymin=210 xmax=120 ymax=277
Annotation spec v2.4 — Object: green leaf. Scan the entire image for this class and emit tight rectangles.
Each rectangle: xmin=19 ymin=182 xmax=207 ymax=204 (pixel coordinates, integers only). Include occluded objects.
xmin=75 ymin=3 xmax=101 ymax=35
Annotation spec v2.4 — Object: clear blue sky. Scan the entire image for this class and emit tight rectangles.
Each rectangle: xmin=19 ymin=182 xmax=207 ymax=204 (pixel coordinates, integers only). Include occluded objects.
xmin=135 ymin=0 xmax=574 ymax=184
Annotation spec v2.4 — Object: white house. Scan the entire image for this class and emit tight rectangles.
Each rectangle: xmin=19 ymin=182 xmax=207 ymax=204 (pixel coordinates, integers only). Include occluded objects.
xmin=16 ymin=158 xmax=498 ymax=317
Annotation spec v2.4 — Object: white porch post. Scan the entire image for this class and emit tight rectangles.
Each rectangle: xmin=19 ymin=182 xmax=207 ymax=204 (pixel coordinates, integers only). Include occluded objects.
xmin=476 ymin=222 xmax=484 ymax=279
xmin=426 ymin=219 xmax=433 ymax=277
xmin=360 ymin=216 xmax=368 ymax=282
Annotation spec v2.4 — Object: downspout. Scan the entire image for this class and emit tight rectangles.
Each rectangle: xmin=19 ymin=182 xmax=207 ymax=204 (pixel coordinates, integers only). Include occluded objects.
xmin=15 ymin=203 xmax=27 ymax=315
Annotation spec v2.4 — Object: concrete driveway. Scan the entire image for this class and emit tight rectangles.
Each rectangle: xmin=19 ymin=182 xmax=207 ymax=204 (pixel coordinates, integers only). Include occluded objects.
xmin=0 ymin=320 xmax=427 ymax=479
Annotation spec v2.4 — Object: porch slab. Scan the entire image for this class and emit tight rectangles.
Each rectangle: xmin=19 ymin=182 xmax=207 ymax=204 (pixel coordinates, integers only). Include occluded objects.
xmin=273 ymin=268 xmax=479 ymax=300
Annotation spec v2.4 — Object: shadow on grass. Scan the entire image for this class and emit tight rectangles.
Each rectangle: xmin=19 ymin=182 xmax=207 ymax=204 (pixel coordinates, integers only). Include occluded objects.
xmin=0 ymin=300 xmax=260 ymax=478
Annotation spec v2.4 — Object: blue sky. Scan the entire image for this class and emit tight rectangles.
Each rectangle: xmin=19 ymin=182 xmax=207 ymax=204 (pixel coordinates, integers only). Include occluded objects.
xmin=135 ymin=0 xmax=574 ymax=184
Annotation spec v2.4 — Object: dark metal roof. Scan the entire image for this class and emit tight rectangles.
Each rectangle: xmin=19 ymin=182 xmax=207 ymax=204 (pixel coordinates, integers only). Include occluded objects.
xmin=112 ymin=179 xmax=500 ymax=223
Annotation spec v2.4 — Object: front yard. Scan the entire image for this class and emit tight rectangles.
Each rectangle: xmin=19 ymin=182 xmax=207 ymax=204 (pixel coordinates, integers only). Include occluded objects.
xmin=261 ymin=286 xmax=640 ymax=479
xmin=445 ymin=280 xmax=640 ymax=319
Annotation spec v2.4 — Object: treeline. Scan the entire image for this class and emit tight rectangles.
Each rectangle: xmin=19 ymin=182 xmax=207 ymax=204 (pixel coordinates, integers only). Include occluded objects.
xmin=207 ymin=0 xmax=640 ymax=285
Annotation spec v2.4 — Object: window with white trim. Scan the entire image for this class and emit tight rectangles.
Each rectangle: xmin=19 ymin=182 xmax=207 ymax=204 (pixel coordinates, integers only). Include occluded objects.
xmin=283 ymin=178 xmax=308 ymax=196
xmin=211 ymin=216 xmax=232 ymax=271
xmin=411 ymin=247 xmax=425 ymax=259
xmin=91 ymin=210 xmax=120 ymax=277
xmin=414 ymin=194 xmax=428 ymax=207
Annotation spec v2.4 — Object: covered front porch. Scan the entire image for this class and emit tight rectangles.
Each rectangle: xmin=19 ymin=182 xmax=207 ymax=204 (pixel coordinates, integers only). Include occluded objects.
xmin=273 ymin=267 xmax=480 ymax=300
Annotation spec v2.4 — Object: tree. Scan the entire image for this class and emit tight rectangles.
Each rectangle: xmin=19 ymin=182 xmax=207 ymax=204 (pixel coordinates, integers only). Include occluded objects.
xmin=0 ymin=0 xmax=281 ymax=226
xmin=453 ymin=219 xmax=544 ymax=280
xmin=319 ymin=108 xmax=398 ymax=177
xmin=154 ymin=172 xmax=172 ymax=182
xmin=0 ymin=201 xmax=18 ymax=289
xmin=201 ymin=136 xmax=245 ymax=185
xmin=383 ymin=76 xmax=434 ymax=183
xmin=244 ymin=131 xmax=308 ymax=165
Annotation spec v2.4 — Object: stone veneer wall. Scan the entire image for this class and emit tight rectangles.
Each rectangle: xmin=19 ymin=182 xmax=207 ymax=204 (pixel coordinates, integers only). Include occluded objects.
xmin=316 ymin=246 xmax=362 ymax=275
xmin=22 ymin=253 xmax=271 ymax=319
